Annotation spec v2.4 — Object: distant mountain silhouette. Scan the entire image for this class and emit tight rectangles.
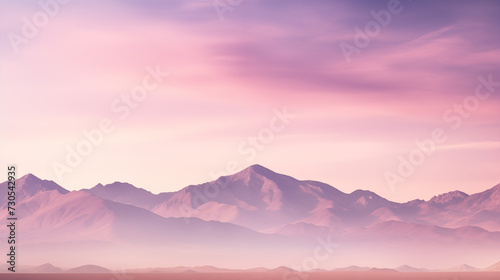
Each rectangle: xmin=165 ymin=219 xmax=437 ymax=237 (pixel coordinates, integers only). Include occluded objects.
xmin=65 ymin=265 xmax=112 ymax=273
xmin=1 ymin=165 xmax=499 ymax=269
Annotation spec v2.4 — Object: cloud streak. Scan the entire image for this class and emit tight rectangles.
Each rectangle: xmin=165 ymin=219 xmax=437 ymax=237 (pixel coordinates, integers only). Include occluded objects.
xmin=0 ymin=0 xmax=499 ymax=201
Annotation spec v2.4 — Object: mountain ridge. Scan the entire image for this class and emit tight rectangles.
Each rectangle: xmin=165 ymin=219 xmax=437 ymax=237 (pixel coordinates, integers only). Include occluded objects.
xmin=6 ymin=167 xmax=500 ymax=233
xmin=2 ymin=166 xmax=499 ymax=269
xmin=11 ymin=166 xmax=499 ymax=210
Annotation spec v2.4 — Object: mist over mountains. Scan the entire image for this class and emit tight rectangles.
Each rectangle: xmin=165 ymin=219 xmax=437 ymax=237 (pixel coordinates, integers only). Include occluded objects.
xmin=1 ymin=165 xmax=499 ymax=270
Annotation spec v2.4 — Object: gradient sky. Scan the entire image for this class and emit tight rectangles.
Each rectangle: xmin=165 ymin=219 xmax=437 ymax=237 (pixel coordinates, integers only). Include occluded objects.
xmin=1 ymin=0 xmax=499 ymax=202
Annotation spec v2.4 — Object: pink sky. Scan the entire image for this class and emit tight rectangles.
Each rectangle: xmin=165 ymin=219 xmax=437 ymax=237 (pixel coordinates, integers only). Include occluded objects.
xmin=1 ymin=0 xmax=499 ymax=202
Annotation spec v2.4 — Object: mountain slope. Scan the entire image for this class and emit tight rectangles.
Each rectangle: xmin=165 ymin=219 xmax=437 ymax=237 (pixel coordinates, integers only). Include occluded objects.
xmin=77 ymin=165 xmax=500 ymax=234
xmin=450 ymin=184 xmax=500 ymax=212
xmin=0 ymin=188 xmax=283 ymax=246
xmin=0 ymin=173 xmax=68 ymax=209
xmin=0 ymin=183 xmax=302 ymax=268
xmin=485 ymin=261 xmax=500 ymax=271
xmin=65 ymin=265 xmax=112 ymax=273
xmin=85 ymin=182 xmax=173 ymax=210
xmin=152 ymin=165 xmax=400 ymax=231
xmin=0 ymin=169 xmax=499 ymax=269
xmin=30 ymin=263 xmax=62 ymax=273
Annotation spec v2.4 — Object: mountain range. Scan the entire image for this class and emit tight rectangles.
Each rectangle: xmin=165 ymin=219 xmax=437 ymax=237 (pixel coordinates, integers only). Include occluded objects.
xmin=5 ymin=260 xmax=500 ymax=274
xmin=0 ymin=164 xmax=499 ymax=270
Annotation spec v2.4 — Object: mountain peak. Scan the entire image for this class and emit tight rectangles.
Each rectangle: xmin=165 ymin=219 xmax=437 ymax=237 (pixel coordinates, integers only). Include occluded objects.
xmin=31 ymin=263 xmax=62 ymax=273
xmin=87 ymin=181 xmax=162 ymax=210
xmin=19 ymin=173 xmax=41 ymax=182
xmin=445 ymin=264 xmax=479 ymax=272
xmin=429 ymin=190 xmax=468 ymax=207
xmin=0 ymin=174 xmax=69 ymax=208
xmin=93 ymin=181 xmax=138 ymax=191
xmin=351 ymin=189 xmax=378 ymax=197
xmin=245 ymin=164 xmax=276 ymax=176
xmin=65 ymin=264 xmax=112 ymax=273
xmin=15 ymin=173 xmax=69 ymax=194
xmin=230 ymin=164 xmax=281 ymax=182
xmin=234 ymin=165 xmax=299 ymax=187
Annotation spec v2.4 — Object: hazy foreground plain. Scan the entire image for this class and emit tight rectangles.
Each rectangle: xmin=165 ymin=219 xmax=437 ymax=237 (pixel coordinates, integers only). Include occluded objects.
xmin=2 ymin=272 xmax=500 ymax=280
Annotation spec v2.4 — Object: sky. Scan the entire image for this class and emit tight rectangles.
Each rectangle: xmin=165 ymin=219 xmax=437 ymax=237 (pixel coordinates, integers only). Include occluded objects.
xmin=0 ymin=0 xmax=499 ymax=202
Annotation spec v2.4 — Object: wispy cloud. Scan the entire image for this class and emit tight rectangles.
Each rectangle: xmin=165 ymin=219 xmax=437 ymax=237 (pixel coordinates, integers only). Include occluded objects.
xmin=0 ymin=0 xmax=499 ymax=201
